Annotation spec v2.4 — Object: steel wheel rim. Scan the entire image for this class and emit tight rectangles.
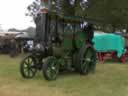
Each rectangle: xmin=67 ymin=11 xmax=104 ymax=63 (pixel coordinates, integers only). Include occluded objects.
xmin=81 ymin=48 xmax=93 ymax=72
xmin=46 ymin=61 xmax=59 ymax=80
xmin=22 ymin=57 xmax=36 ymax=77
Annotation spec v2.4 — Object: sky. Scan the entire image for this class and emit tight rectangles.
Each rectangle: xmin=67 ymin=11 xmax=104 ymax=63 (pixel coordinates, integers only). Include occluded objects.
xmin=0 ymin=0 xmax=35 ymax=30
xmin=0 ymin=0 xmax=88 ymax=31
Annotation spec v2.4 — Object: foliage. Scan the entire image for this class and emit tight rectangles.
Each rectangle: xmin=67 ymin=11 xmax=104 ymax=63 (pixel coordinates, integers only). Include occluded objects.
xmin=26 ymin=0 xmax=40 ymax=18
xmin=85 ymin=0 xmax=128 ymax=26
xmin=26 ymin=0 xmax=128 ymax=30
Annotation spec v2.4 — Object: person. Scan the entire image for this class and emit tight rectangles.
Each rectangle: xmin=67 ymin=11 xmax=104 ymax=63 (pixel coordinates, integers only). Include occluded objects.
xmin=83 ymin=23 xmax=94 ymax=44
xmin=10 ymin=39 xmax=17 ymax=57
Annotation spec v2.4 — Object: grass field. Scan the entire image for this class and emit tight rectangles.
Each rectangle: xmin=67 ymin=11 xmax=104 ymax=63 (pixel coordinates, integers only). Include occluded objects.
xmin=0 ymin=55 xmax=128 ymax=96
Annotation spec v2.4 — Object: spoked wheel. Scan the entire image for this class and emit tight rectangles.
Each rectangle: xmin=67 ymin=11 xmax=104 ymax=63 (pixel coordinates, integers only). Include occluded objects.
xmin=20 ymin=55 xmax=37 ymax=79
xmin=76 ymin=44 xmax=96 ymax=75
xmin=43 ymin=56 xmax=59 ymax=81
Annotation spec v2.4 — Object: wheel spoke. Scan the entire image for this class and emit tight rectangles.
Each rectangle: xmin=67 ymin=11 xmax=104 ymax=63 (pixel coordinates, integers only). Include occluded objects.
xmin=46 ymin=62 xmax=58 ymax=79
xmin=24 ymin=67 xmax=29 ymax=73
xmin=29 ymin=69 xmax=35 ymax=77
xmin=83 ymin=62 xmax=89 ymax=69
xmin=86 ymin=49 xmax=92 ymax=57
xmin=27 ymin=58 xmax=30 ymax=63
xmin=30 ymin=59 xmax=34 ymax=64
xmin=23 ymin=63 xmax=28 ymax=68
xmin=28 ymin=58 xmax=32 ymax=63
xmin=51 ymin=70 xmax=57 ymax=78
xmin=27 ymin=69 xmax=31 ymax=77
xmin=30 ymin=67 xmax=36 ymax=73
xmin=24 ymin=61 xmax=29 ymax=65
xmin=80 ymin=47 xmax=94 ymax=72
xmin=84 ymin=48 xmax=93 ymax=63
xmin=46 ymin=67 xmax=52 ymax=78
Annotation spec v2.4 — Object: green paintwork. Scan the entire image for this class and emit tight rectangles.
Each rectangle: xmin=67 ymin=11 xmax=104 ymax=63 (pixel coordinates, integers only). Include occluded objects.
xmin=62 ymin=30 xmax=73 ymax=52
xmin=75 ymin=31 xmax=87 ymax=49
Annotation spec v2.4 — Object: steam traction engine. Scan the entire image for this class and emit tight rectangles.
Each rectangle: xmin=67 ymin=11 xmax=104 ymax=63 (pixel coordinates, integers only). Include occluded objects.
xmin=20 ymin=0 xmax=96 ymax=80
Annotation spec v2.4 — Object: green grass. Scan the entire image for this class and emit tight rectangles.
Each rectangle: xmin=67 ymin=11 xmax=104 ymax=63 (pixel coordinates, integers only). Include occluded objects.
xmin=0 ymin=55 xmax=128 ymax=96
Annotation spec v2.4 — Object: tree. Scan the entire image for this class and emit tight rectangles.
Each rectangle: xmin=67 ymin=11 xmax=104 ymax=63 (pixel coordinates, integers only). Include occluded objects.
xmin=26 ymin=0 xmax=128 ymax=31
xmin=26 ymin=0 xmax=40 ymax=18
xmin=84 ymin=0 xmax=128 ymax=30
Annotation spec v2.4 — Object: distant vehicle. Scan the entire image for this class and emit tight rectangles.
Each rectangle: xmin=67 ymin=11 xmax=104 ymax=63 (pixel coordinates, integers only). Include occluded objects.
xmin=93 ymin=32 xmax=126 ymax=62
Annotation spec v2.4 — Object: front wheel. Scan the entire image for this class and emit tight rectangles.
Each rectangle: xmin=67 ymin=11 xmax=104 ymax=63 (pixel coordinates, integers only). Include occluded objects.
xmin=43 ymin=56 xmax=59 ymax=81
xmin=20 ymin=55 xmax=37 ymax=79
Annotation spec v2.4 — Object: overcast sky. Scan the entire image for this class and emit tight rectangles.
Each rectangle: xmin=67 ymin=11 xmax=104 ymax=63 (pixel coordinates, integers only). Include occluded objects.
xmin=0 ymin=0 xmax=35 ymax=30
xmin=0 ymin=0 xmax=88 ymax=30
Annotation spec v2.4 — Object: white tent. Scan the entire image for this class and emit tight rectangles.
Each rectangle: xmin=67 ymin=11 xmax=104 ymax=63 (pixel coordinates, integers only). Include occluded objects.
xmin=15 ymin=32 xmax=30 ymax=38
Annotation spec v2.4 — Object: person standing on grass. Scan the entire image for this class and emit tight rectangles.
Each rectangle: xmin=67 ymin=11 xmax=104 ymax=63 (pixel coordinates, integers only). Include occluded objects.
xmin=10 ymin=38 xmax=17 ymax=57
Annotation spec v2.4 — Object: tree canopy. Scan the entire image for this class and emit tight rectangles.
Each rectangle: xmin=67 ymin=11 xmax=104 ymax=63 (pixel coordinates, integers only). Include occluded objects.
xmin=26 ymin=0 xmax=128 ymax=29
xmin=85 ymin=0 xmax=128 ymax=26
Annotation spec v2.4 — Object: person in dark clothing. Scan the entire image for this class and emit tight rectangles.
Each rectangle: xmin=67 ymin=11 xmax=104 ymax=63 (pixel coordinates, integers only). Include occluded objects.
xmin=83 ymin=23 xmax=94 ymax=44
xmin=10 ymin=39 xmax=17 ymax=57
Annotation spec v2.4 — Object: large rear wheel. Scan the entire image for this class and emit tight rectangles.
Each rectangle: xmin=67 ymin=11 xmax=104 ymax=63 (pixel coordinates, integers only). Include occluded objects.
xmin=75 ymin=44 xmax=96 ymax=75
